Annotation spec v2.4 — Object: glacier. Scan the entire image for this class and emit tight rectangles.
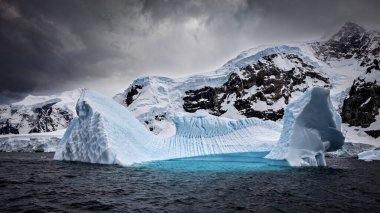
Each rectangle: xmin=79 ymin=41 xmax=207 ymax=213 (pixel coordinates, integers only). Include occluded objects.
xmin=266 ymin=87 xmax=345 ymax=166
xmin=54 ymin=90 xmax=282 ymax=166
xmin=0 ymin=134 xmax=61 ymax=152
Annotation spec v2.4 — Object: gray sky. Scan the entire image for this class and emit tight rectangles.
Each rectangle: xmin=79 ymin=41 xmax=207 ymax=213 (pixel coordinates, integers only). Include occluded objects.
xmin=0 ymin=0 xmax=379 ymax=103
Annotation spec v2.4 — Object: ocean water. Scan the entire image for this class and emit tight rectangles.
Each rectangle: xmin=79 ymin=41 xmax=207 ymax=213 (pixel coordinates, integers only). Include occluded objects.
xmin=0 ymin=152 xmax=380 ymax=212
xmin=138 ymin=152 xmax=289 ymax=172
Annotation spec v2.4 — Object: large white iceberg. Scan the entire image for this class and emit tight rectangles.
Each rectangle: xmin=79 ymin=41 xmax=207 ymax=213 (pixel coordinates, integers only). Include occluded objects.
xmin=54 ymin=89 xmax=282 ymax=166
xmin=358 ymin=150 xmax=380 ymax=161
xmin=266 ymin=87 xmax=344 ymax=166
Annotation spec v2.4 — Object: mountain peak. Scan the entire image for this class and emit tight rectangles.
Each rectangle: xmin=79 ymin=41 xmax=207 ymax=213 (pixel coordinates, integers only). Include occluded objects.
xmin=341 ymin=22 xmax=365 ymax=32
xmin=330 ymin=22 xmax=366 ymax=42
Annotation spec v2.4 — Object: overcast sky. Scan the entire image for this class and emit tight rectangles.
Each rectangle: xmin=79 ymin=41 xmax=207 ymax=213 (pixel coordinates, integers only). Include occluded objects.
xmin=0 ymin=0 xmax=379 ymax=103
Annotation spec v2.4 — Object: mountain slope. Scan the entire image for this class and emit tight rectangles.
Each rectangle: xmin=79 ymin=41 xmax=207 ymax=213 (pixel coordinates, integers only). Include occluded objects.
xmin=114 ymin=44 xmax=330 ymax=135
xmin=0 ymin=90 xmax=80 ymax=135
xmin=114 ymin=23 xmax=380 ymax=141
xmin=1 ymin=22 xmax=379 ymax=146
xmin=341 ymin=70 xmax=380 ymax=138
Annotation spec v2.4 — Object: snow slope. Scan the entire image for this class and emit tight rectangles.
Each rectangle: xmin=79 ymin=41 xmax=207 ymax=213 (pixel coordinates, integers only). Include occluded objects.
xmin=55 ymin=90 xmax=282 ymax=166
xmin=0 ymin=89 xmax=80 ymax=135
xmin=114 ymin=43 xmax=330 ymax=135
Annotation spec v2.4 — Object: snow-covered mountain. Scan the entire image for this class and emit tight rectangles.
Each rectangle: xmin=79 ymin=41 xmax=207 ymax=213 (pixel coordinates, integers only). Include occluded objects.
xmin=114 ymin=22 xmax=380 ymax=142
xmin=1 ymin=22 xmax=379 ymax=147
xmin=341 ymin=70 xmax=380 ymax=138
xmin=113 ymin=44 xmax=329 ymax=136
xmin=0 ymin=89 xmax=80 ymax=135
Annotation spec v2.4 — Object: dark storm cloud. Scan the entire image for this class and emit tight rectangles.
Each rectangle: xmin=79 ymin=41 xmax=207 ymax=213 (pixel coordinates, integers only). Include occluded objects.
xmin=0 ymin=0 xmax=379 ymax=103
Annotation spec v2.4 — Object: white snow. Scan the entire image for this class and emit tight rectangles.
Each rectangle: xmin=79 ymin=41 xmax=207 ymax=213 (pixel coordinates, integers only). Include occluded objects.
xmin=224 ymin=44 xmax=319 ymax=69
xmin=272 ymin=55 xmax=294 ymax=71
xmin=361 ymin=71 xmax=380 ymax=85
xmin=342 ymin=123 xmax=379 ymax=146
xmin=220 ymin=93 xmax=246 ymax=119
xmin=112 ymin=43 xmax=327 ymax=136
xmin=266 ymin=87 xmax=344 ymax=166
xmin=12 ymin=89 xmax=80 ymax=112
xmin=358 ymin=150 xmax=380 ymax=161
xmin=367 ymin=109 xmax=380 ymax=131
xmin=0 ymin=89 xmax=81 ymax=134
xmin=320 ymin=58 xmax=364 ymax=109
xmin=221 ymin=106 xmax=246 ymax=119
xmin=55 ymin=89 xmax=282 ymax=166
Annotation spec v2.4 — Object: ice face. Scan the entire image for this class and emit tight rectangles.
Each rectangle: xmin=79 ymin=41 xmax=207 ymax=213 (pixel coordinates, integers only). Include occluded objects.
xmin=266 ymin=87 xmax=345 ymax=166
xmin=54 ymin=89 xmax=282 ymax=166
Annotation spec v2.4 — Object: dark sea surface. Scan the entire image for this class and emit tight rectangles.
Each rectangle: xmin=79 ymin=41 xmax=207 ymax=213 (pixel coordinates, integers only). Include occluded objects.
xmin=0 ymin=152 xmax=380 ymax=212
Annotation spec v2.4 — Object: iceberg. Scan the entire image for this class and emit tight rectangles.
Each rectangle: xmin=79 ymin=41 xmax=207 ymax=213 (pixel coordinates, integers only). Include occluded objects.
xmin=266 ymin=87 xmax=344 ymax=166
xmin=54 ymin=89 xmax=282 ymax=166
xmin=326 ymin=142 xmax=374 ymax=158
xmin=358 ymin=150 xmax=380 ymax=161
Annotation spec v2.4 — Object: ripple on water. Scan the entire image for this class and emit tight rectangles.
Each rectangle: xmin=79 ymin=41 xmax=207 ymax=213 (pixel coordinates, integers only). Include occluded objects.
xmin=137 ymin=152 xmax=289 ymax=172
xmin=0 ymin=152 xmax=380 ymax=212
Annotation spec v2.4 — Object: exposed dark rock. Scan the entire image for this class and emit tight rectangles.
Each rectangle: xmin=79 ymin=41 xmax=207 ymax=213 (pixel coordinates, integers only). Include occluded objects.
xmin=0 ymin=120 xmax=19 ymax=134
xmin=142 ymin=113 xmax=168 ymax=134
xmin=0 ymin=102 xmax=73 ymax=135
xmin=366 ymin=59 xmax=380 ymax=73
xmin=341 ymin=78 xmax=380 ymax=128
xmin=125 ymin=85 xmax=143 ymax=106
xmin=155 ymin=114 xmax=165 ymax=121
xmin=312 ymin=22 xmax=380 ymax=67
xmin=365 ymin=130 xmax=380 ymax=138
xmin=183 ymin=53 xmax=329 ymax=121
xmin=29 ymin=103 xmax=73 ymax=133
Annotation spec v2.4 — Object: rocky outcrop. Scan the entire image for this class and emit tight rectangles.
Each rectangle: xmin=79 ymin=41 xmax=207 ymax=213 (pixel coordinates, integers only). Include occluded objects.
xmin=341 ymin=67 xmax=380 ymax=138
xmin=125 ymin=85 xmax=143 ymax=106
xmin=110 ymin=23 xmax=380 ymax=136
xmin=341 ymin=78 xmax=379 ymax=128
xmin=183 ymin=53 xmax=329 ymax=120
xmin=0 ymin=103 xmax=73 ymax=135
xmin=0 ymin=90 xmax=79 ymax=135
xmin=312 ymin=22 xmax=380 ymax=67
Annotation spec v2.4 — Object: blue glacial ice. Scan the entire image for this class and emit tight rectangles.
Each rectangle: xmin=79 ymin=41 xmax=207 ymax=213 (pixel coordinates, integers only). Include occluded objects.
xmin=55 ymin=87 xmax=344 ymax=167
xmin=266 ymin=87 xmax=345 ymax=166
xmin=54 ymin=89 xmax=282 ymax=166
